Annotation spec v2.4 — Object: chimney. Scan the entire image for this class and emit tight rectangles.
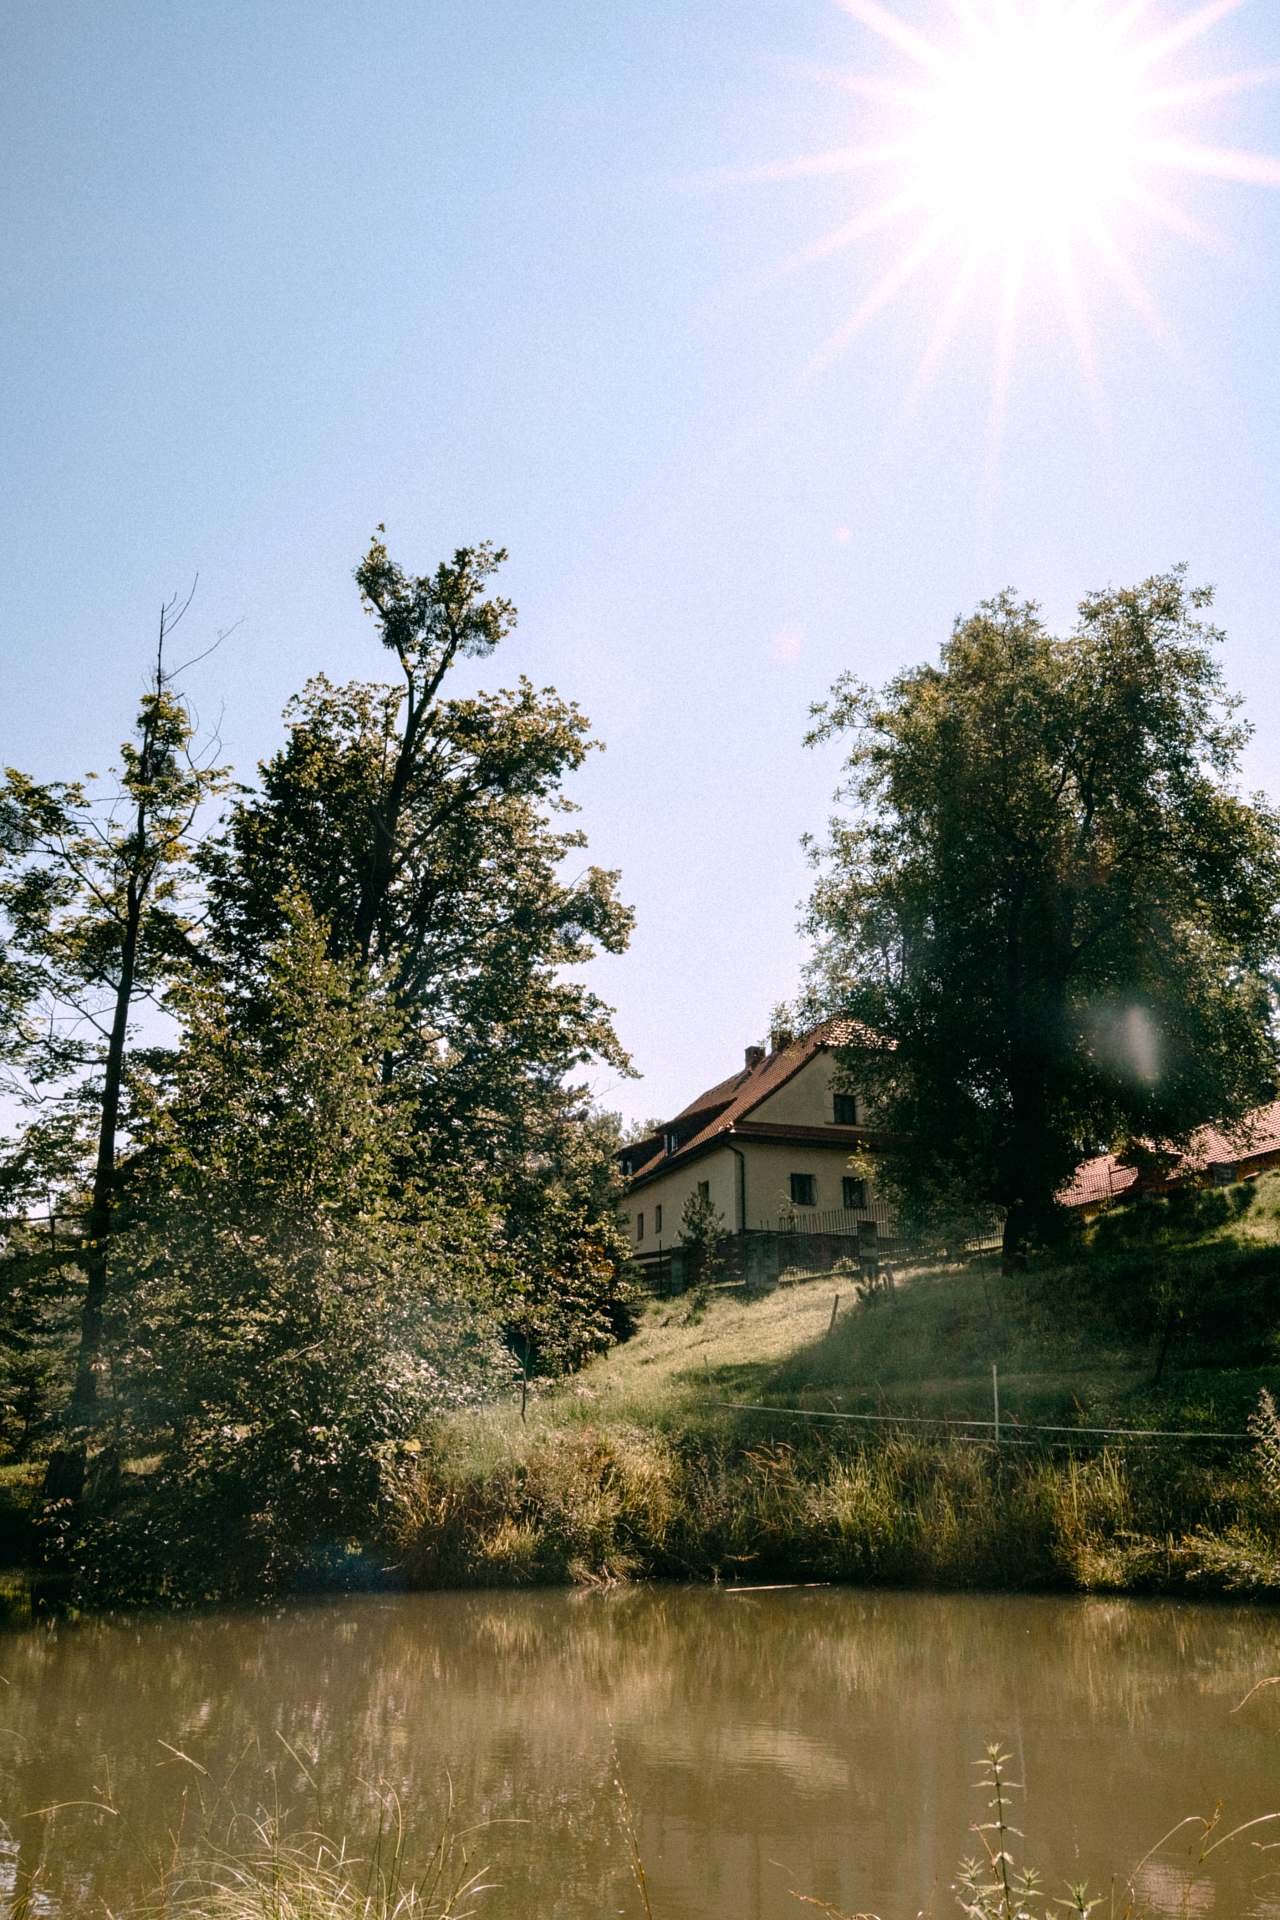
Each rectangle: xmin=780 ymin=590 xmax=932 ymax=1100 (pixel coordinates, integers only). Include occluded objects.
xmin=745 ymin=1044 xmax=765 ymax=1071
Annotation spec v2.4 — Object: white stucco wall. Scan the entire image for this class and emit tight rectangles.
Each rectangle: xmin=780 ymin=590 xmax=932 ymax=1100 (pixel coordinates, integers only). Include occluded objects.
xmin=751 ymin=1050 xmax=863 ymax=1126
xmin=625 ymin=1135 xmax=878 ymax=1251
xmin=625 ymin=1146 xmax=740 ymax=1254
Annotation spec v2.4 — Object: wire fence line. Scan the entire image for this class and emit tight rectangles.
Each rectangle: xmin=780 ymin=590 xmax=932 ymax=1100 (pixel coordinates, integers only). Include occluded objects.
xmin=712 ymin=1398 xmax=1251 ymax=1447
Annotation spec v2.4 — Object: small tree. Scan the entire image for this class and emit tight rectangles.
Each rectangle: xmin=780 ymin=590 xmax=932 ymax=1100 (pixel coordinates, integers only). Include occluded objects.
xmin=679 ymin=1187 xmax=725 ymax=1301
xmin=499 ymin=1104 xmax=639 ymax=1377
xmin=804 ymin=570 xmax=1280 ymax=1267
xmin=0 ymin=594 xmax=227 ymax=1496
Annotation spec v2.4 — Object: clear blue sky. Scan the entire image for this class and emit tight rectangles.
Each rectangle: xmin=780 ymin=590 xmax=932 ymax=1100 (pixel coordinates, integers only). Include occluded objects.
xmin=3 ymin=0 xmax=1279 ymax=1128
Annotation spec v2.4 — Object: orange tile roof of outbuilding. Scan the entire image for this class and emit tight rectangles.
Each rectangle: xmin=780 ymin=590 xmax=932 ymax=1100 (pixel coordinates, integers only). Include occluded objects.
xmin=1058 ymin=1100 xmax=1280 ymax=1208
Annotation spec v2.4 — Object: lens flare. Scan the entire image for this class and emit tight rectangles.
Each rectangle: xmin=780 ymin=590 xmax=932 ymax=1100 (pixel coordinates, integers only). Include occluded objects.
xmin=734 ymin=0 xmax=1280 ymax=443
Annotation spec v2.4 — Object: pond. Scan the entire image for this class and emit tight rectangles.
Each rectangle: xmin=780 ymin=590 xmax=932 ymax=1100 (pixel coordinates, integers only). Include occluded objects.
xmin=3 ymin=1585 xmax=1280 ymax=1918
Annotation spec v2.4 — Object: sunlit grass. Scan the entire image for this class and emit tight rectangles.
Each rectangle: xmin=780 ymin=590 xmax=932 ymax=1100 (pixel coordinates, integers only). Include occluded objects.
xmin=412 ymin=1175 xmax=1280 ymax=1598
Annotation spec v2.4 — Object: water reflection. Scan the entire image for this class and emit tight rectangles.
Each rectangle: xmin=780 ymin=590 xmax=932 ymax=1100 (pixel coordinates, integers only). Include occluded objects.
xmin=2 ymin=1586 xmax=1279 ymax=1918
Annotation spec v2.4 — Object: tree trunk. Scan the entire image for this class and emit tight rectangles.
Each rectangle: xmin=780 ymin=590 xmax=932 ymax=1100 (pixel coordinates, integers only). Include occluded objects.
xmin=1000 ymin=1199 xmax=1031 ymax=1272
xmin=351 ymin=697 xmax=421 ymax=966
xmin=43 ymin=884 xmax=141 ymax=1504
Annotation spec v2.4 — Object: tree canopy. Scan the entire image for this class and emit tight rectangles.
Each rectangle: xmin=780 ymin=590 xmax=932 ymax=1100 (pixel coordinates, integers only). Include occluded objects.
xmin=803 ymin=570 xmax=1280 ymax=1262
xmin=202 ymin=533 xmax=633 ymax=1171
xmin=0 ymin=535 xmax=637 ymax=1587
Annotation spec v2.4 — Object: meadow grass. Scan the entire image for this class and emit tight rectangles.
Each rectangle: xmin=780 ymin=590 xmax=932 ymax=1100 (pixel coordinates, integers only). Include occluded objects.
xmin=403 ymin=1182 xmax=1280 ymax=1598
xmin=398 ymin=1410 xmax=1280 ymax=1597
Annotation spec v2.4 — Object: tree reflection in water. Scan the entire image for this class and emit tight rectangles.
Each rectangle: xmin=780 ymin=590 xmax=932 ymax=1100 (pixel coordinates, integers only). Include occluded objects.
xmin=3 ymin=1587 xmax=1279 ymax=1919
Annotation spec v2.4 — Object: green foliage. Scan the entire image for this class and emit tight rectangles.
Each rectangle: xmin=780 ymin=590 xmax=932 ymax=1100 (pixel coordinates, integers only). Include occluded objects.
xmin=678 ymin=1186 xmax=725 ymax=1308
xmin=0 ymin=1460 xmax=41 ymax=1567
xmin=1249 ymin=1388 xmax=1280 ymax=1504
xmin=0 ymin=615 xmax=230 ymax=1485
xmin=399 ymin=1174 xmax=1280 ymax=1601
xmin=0 ymin=657 xmax=226 ymax=1198
xmin=0 ymin=1211 xmax=78 ymax=1457
xmin=52 ymin=899 xmax=511 ymax=1605
xmin=201 ymin=533 xmax=633 ymax=1156
xmin=0 ymin=538 xmax=637 ymax=1599
xmin=194 ymin=531 xmax=637 ymax=1401
xmin=400 ymin=1413 xmax=1280 ymax=1599
xmin=497 ymin=1104 xmax=640 ymax=1376
xmin=803 ymin=570 xmax=1280 ymax=1260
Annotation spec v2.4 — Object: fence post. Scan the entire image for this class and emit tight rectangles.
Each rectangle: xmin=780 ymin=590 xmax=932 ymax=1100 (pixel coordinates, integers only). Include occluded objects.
xmin=828 ymin=1292 xmax=840 ymax=1335
xmin=991 ymin=1361 xmax=1000 ymax=1446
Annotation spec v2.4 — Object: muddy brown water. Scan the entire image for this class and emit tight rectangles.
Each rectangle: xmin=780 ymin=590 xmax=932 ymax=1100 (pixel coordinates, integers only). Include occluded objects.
xmin=2 ymin=1585 xmax=1280 ymax=1918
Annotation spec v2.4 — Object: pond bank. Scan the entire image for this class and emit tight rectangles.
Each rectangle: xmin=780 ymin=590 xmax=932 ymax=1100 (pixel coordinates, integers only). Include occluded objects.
xmin=7 ymin=1241 xmax=1280 ymax=1611
xmin=398 ymin=1416 xmax=1280 ymax=1598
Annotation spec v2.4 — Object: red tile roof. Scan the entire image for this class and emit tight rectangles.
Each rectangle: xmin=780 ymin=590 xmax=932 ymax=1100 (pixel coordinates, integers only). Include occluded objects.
xmin=620 ymin=1020 xmax=883 ymax=1188
xmin=1059 ymin=1154 xmax=1140 ymax=1210
xmin=1059 ymin=1100 xmax=1280 ymax=1209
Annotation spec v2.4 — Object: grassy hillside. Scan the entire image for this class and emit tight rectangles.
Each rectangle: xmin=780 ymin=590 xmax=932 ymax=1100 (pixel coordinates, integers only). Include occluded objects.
xmin=402 ymin=1176 xmax=1280 ymax=1597
xmin=460 ymin=1169 xmax=1280 ymax=1439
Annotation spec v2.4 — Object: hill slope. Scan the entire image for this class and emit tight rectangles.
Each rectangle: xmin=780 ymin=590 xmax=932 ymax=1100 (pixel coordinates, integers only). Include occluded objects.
xmin=408 ymin=1179 xmax=1280 ymax=1596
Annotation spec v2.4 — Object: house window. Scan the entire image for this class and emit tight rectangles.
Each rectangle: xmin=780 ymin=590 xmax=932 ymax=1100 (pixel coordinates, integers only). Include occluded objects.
xmin=833 ymin=1093 xmax=858 ymax=1125
xmin=665 ymin=1131 xmax=679 ymax=1155
xmin=697 ymin=1180 xmax=709 ymax=1199
xmin=635 ymin=1212 xmax=644 ymax=1242
xmin=843 ymin=1176 xmax=867 ymax=1210
xmin=790 ymin=1173 xmax=816 ymax=1207
xmin=654 ymin=1204 xmax=663 ymax=1234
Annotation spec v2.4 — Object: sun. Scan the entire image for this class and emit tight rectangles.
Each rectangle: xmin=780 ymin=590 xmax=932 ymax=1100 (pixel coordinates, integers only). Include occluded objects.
xmin=906 ymin=6 xmax=1151 ymax=258
xmin=734 ymin=0 xmax=1280 ymax=432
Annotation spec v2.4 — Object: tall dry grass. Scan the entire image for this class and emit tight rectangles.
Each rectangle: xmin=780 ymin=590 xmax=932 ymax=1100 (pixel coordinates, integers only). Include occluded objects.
xmin=393 ymin=1416 xmax=1280 ymax=1598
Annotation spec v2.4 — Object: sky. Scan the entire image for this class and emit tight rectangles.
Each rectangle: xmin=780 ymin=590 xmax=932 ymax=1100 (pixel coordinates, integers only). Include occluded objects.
xmin=3 ymin=0 xmax=1280 ymax=1130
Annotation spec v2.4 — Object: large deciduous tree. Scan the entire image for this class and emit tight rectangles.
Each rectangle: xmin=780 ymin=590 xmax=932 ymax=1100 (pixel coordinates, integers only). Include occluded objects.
xmin=201 ymin=533 xmax=633 ymax=1160
xmin=199 ymin=532 xmax=635 ymax=1367
xmin=803 ymin=570 xmax=1280 ymax=1265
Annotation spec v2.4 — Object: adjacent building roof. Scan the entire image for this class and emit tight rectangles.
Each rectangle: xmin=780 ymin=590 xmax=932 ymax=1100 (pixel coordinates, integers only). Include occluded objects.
xmin=619 ymin=1019 xmax=882 ymax=1190
xmin=1059 ymin=1100 xmax=1280 ymax=1209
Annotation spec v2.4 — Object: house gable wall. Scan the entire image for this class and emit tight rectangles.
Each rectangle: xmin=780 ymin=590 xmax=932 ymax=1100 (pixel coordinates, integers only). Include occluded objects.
xmin=737 ymin=1138 xmax=874 ymax=1229
xmin=749 ymin=1050 xmax=860 ymax=1127
xmin=625 ymin=1133 xmax=879 ymax=1253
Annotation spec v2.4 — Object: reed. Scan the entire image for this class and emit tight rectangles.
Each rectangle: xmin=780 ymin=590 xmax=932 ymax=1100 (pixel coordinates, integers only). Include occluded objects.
xmin=18 ymin=1772 xmax=497 ymax=1920
xmin=146 ymin=1820 xmax=491 ymax=1920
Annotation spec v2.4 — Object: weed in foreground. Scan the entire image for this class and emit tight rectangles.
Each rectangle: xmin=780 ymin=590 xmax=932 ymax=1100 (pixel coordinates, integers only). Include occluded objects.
xmin=4 ymin=1753 xmax=496 ymax=1920
xmin=953 ymin=1746 xmax=1102 ymax=1920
